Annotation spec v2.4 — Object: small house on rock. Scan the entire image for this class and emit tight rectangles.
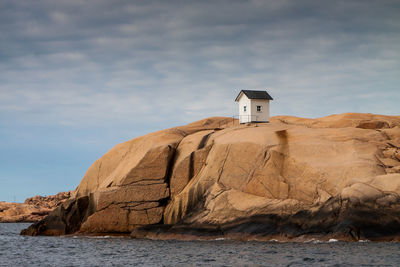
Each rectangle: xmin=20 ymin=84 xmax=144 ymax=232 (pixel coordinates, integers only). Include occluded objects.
xmin=235 ymin=90 xmax=273 ymax=124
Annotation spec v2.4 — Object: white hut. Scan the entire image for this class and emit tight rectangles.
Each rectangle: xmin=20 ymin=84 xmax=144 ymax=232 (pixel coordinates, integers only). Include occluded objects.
xmin=235 ymin=90 xmax=273 ymax=124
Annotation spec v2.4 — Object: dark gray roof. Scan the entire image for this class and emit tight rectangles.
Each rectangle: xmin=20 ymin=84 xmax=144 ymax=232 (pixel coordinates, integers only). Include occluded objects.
xmin=235 ymin=90 xmax=273 ymax=101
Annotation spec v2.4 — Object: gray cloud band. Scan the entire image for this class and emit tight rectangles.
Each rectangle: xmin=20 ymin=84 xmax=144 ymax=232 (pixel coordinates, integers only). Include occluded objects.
xmin=0 ymin=0 xmax=399 ymax=127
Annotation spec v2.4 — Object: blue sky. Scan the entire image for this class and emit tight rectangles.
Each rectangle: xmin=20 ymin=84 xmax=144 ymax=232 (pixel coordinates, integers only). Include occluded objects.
xmin=1 ymin=0 xmax=399 ymax=202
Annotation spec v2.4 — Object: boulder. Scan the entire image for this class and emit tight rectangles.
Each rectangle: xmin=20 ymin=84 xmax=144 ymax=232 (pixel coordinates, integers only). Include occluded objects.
xmin=21 ymin=196 xmax=89 ymax=236
xmin=21 ymin=113 xmax=400 ymax=241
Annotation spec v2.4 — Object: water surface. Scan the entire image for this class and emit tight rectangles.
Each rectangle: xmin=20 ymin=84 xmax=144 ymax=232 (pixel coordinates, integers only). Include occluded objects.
xmin=1 ymin=223 xmax=399 ymax=266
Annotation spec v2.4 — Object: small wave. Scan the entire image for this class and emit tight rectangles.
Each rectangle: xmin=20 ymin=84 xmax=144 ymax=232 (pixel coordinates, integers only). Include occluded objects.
xmin=358 ymin=239 xmax=370 ymax=243
xmin=269 ymin=239 xmax=279 ymax=242
xmin=328 ymin=239 xmax=339 ymax=243
xmin=214 ymin=238 xmax=225 ymax=241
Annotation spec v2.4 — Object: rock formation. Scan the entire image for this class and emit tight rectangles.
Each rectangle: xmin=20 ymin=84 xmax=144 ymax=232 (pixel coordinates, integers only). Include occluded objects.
xmin=21 ymin=113 xmax=400 ymax=241
xmin=0 ymin=191 xmax=71 ymax=223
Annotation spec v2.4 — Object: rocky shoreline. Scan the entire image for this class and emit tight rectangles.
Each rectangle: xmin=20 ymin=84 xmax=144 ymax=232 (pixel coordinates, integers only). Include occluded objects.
xmin=130 ymin=194 xmax=400 ymax=242
xmin=0 ymin=192 xmax=71 ymax=223
xmin=20 ymin=113 xmax=400 ymax=241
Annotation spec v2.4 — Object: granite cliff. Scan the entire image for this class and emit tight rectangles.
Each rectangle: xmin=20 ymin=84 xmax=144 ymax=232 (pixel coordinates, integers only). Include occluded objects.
xmin=21 ymin=113 xmax=400 ymax=241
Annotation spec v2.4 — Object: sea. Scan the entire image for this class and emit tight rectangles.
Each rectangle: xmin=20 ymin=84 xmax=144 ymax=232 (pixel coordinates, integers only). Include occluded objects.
xmin=1 ymin=223 xmax=400 ymax=266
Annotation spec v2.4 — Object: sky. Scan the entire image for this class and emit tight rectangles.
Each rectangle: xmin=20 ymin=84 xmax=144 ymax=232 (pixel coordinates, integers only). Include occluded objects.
xmin=1 ymin=0 xmax=399 ymax=202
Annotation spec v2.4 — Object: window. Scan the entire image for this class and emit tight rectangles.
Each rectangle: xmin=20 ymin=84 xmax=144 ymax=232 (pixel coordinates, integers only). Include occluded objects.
xmin=257 ymin=105 xmax=262 ymax=112
xmin=243 ymin=106 xmax=247 ymax=112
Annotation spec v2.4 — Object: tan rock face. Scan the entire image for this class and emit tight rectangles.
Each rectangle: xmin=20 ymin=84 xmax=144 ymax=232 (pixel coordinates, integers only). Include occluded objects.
xmin=272 ymin=113 xmax=400 ymax=129
xmin=94 ymin=183 xmax=169 ymax=211
xmin=22 ymin=117 xmax=230 ymax=235
xmin=169 ymin=130 xmax=214 ymax=197
xmin=163 ymin=120 xmax=395 ymax=226
xmin=73 ymin=117 xmax=233 ymax=197
xmin=79 ymin=182 xmax=170 ymax=233
xmin=22 ymin=113 xmax=400 ymax=240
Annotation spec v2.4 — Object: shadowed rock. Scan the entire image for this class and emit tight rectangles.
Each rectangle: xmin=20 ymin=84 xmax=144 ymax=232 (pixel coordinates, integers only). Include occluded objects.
xmin=21 ymin=196 xmax=89 ymax=236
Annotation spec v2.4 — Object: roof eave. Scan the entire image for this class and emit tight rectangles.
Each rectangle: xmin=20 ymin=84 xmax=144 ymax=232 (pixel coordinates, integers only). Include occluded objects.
xmin=235 ymin=90 xmax=273 ymax=101
xmin=234 ymin=90 xmax=244 ymax=102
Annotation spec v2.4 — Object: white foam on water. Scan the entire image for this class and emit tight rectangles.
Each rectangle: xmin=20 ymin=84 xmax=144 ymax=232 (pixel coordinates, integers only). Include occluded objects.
xmin=312 ymin=240 xmax=324 ymax=244
xmin=328 ymin=239 xmax=339 ymax=242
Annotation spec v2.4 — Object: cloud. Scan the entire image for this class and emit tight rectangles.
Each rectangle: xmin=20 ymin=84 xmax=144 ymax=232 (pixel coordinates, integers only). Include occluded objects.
xmin=0 ymin=0 xmax=399 ymax=128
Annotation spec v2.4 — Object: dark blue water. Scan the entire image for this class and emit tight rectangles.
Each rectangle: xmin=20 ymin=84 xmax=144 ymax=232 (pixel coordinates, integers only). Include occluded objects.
xmin=1 ymin=223 xmax=400 ymax=266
